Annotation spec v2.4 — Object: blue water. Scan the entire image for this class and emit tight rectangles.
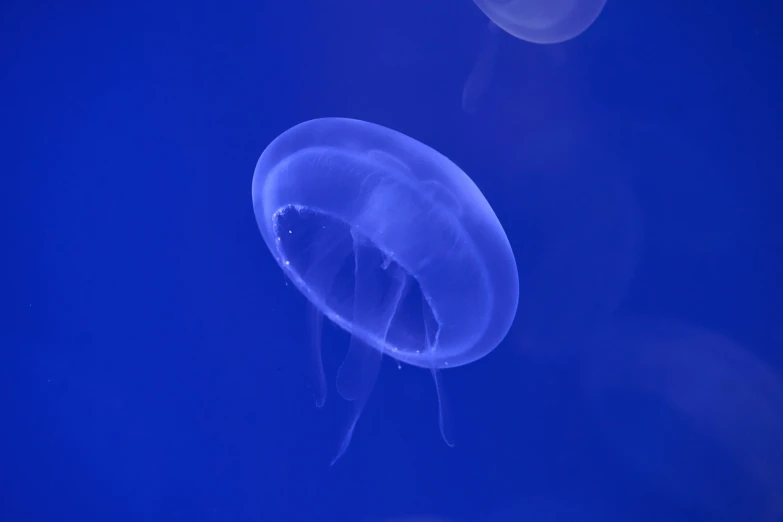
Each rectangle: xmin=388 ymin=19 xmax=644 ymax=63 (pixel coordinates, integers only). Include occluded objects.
xmin=4 ymin=1 xmax=781 ymax=521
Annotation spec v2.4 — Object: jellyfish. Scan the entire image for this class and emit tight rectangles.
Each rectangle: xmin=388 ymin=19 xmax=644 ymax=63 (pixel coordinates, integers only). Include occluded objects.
xmin=462 ymin=0 xmax=605 ymax=112
xmin=252 ymin=117 xmax=519 ymax=464
xmin=471 ymin=0 xmax=607 ymax=44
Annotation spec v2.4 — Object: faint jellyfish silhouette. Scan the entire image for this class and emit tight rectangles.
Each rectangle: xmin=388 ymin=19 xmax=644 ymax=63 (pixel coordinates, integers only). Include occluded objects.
xmin=462 ymin=21 xmax=502 ymax=113
xmin=483 ymin=493 xmax=615 ymax=522
xmin=584 ymin=318 xmax=783 ymax=522
xmin=472 ymin=0 xmax=607 ymax=44
xmin=461 ymin=1 xmax=603 ymax=112
xmin=252 ymin=117 xmax=519 ymax=464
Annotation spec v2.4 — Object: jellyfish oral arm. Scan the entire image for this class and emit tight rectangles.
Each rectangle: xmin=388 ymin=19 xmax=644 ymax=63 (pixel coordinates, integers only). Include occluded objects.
xmin=462 ymin=20 xmax=501 ymax=114
xmin=430 ymin=368 xmax=455 ymax=447
xmin=330 ymin=232 xmax=410 ymax=465
xmin=330 ymin=335 xmax=383 ymax=466
xmin=420 ymin=292 xmax=455 ymax=448
xmin=300 ymin=222 xmax=355 ymax=409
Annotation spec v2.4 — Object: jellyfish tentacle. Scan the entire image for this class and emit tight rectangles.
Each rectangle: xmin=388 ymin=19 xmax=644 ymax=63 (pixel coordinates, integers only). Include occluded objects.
xmin=336 ymin=334 xmax=378 ymax=402
xmin=307 ymin=304 xmax=327 ymax=408
xmin=331 ymin=233 xmax=409 ymax=465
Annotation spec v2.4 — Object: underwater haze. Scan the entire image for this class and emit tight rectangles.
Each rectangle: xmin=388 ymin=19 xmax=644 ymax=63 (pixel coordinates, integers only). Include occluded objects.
xmin=4 ymin=1 xmax=782 ymax=521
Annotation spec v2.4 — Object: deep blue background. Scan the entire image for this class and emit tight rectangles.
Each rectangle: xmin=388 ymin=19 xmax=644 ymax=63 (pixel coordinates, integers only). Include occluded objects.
xmin=4 ymin=1 xmax=782 ymax=521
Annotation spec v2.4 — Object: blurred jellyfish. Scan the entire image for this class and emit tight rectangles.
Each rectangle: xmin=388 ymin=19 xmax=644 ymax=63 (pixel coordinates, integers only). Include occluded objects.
xmin=252 ymin=117 xmax=519 ymax=464
xmin=584 ymin=318 xmax=783 ymax=522
xmin=472 ymin=0 xmax=607 ymax=44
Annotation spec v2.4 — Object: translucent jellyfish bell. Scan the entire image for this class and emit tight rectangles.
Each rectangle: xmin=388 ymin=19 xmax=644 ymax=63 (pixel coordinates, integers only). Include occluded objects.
xmin=252 ymin=117 xmax=518 ymax=464
xmin=472 ymin=0 xmax=607 ymax=44
xmin=584 ymin=318 xmax=783 ymax=521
